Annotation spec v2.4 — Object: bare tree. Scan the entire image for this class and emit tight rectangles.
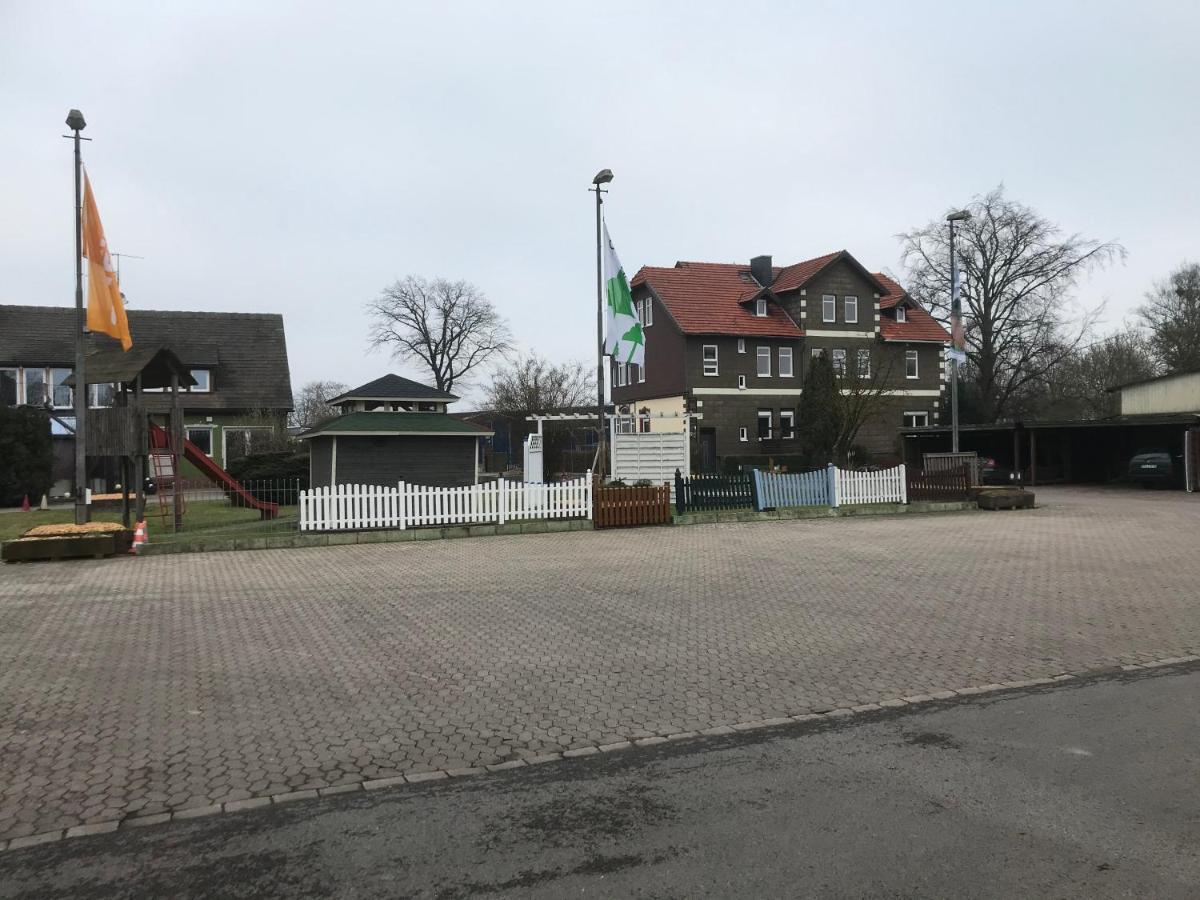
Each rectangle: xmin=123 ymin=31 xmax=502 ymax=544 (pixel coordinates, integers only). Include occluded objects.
xmin=1041 ymin=326 xmax=1158 ymax=419
xmin=1139 ymin=262 xmax=1200 ymax=373
xmin=291 ymin=380 xmax=348 ymax=429
xmin=899 ymin=186 xmax=1123 ymax=422
xmin=367 ymin=276 xmax=512 ymax=393
xmin=834 ymin=350 xmax=896 ymax=464
xmin=485 ymin=353 xmax=595 ymax=414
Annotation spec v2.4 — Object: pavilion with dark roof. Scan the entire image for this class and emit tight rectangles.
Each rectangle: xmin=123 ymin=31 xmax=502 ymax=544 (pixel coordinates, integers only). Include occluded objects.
xmin=298 ymin=374 xmax=492 ymax=488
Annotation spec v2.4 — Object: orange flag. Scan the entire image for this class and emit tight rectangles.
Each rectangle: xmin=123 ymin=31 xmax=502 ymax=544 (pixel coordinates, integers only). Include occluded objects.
xmin=82 ymin=171 xmax=132 ymax=350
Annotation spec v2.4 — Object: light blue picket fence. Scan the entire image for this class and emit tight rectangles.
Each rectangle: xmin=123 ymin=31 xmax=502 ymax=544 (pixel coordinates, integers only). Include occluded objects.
xmin=752 ymin=467 xmax=831 ymax=510
xmin=752 ymin=464 xmax=907 ymax=511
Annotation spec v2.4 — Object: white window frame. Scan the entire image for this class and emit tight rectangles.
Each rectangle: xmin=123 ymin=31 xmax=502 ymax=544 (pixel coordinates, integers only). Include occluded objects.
xmin=756 ymin=346 xmax=771 ymax=377
xmin=702 ymin=344 xmax=719 ymax=376
xmin=22 ymin=368 xmax=46 ymax=406
xmin=831 ymin=349 xmax=847 ymax=376
xmin=903 ymin=411 xmax=929 ymax=428
xmin=755 ymin=297 xmax=768 ymax=317
xmin=189 ymin=369 xmax=212 ymax=393
xmin=857 ymin=349 xmax=871 ymax=378
xmin=640 ymin=297 xmax=653 ymax=327
xmin=619 ymin=362 xmax=630 ymax=387
xmin=221 ymin=425 xmax=276 ymax=465
xmin=822 ymin=295 xmax=836 ymax=323
xmin=844 ymin=296 xmax=858 ymax=324
xmin=895 ymin=307 xmax=907 ymax=323
xmin=89 ymin=382 xmax=118 ymax=408
xmin=738 ymin=374 xmax=747 ymax=390
xmin=778 ymin=346 xmax=793 ymax=378
xmin=811 ymin=347 xmax=826 ymax=359
xmin=738 ymin=426 xmax=749 ymax=442
xmin=780 ymin=408 xmax=795 ymax=439
xmin=757 ymin=408 xmax=773 ymax=441
xmin=906 ymin=349 xmax=919 ymax=379
xmin=637 ymin=361 xmax=645 ymax=383
xmin=186 ymin=424 xmax=216 ymax=457
xmin=737 ymin=338 xmax=746 ymax=354
xmin=49 ymin=367 xmax=73 ymax=409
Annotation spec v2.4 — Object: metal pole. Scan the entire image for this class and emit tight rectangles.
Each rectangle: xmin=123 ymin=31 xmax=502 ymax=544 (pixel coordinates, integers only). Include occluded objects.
xmin=949 ymin=219 xmax=960 ymax=454
xmin=72 ymin=120 xmax=89 ymax=524
xmin=594 ymin=184 xmax=606 ymax=478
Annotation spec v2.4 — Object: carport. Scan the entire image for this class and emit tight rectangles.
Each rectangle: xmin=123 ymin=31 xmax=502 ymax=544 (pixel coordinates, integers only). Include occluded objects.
xmin=901 ymin=415 xmax=1200 ymax=490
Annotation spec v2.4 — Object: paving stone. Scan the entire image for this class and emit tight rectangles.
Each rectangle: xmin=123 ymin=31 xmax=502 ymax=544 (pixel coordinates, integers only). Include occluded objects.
xmin=405 ymin=771 xmax=448 ymax=783
xmin=172 ymin=804 xmax=222 ymax=820
xmin=361 ymin=777 xmax=407 ymax=791
xmin=8 ymin=831 xmax=62 ymax=849
xmin=64 ymin=820 xmax=120 ymax=838
xmin=2 ymin=486 xmax=1198 ymax=844
xmin=562 ymin=747 xmax=600 ymax=759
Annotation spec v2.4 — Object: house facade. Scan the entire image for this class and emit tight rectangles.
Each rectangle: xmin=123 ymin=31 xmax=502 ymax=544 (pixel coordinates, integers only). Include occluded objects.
xmin=0 ymin=305 xmax=292 ymax=493
xmin=299 ymin=374 xmax=492 ymax=488
xmin=611 ymin=251 xmax=949 ymax=469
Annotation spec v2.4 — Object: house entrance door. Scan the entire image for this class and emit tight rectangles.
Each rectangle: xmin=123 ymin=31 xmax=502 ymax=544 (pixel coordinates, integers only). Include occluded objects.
xmin=698 ymin=428 xmax=717 ymax=473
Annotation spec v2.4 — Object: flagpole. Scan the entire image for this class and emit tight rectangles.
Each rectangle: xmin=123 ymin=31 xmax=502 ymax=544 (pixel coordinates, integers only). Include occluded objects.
xmin=591 ymin=169 xmax=613 ymax=478
xmin=66 ymin=109 xmax=90 ymax=525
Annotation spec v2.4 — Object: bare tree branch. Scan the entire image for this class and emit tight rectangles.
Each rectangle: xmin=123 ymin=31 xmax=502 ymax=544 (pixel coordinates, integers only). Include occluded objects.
xmin=1139 ymin=262 xmax=1200 ymax=373
xmin=366 ymin=276 xmax=512 ymax=393
xmin=899 ymin=185 xmax=1123 ymax=421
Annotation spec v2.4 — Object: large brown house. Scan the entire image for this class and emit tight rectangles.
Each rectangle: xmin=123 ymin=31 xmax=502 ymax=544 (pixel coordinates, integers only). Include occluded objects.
xmin=610 ymin=250 xmax=950 ymax=470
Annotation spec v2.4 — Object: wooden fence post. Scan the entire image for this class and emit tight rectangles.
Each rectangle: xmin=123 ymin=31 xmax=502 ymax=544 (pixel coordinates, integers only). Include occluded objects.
xmin=827 ymin=463 xmax=839 ymax=508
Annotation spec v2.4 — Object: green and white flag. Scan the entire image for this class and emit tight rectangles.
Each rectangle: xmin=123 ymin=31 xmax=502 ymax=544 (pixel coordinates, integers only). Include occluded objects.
xmin=602 ymin=218 xmax=644 ymax=366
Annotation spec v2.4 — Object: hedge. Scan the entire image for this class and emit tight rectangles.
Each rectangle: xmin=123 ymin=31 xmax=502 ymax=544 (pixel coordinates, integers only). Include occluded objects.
xmin=0 ymin=407 xmax=54 ymax=507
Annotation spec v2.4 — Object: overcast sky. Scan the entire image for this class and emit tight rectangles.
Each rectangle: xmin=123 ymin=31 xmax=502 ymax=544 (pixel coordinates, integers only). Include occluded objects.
xmin=2 ymin=1 xmax=1197 ymax=404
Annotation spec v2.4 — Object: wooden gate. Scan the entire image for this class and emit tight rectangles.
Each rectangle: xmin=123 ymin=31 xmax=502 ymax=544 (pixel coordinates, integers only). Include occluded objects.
xmin=593 ymin=479 xmax=672 ymax=528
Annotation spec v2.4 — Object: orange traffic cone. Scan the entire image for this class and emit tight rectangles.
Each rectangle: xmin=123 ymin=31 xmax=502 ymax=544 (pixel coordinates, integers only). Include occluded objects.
xmin=21 ymin=495 xmax=30 ymax=512
xmin=130 ymin=520 xmax=147 ymax=554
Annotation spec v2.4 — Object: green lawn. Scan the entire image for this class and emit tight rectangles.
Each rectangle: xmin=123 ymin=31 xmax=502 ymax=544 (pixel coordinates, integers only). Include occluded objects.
xmin=0 ymin=501 xmax=297 ymax=544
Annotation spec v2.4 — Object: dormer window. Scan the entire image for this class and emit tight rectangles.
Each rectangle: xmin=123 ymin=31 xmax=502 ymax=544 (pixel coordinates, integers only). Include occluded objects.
xmin=755 ymin=297 xmax=768 ymax=317
xmin=896 ymin=307 xmax=907 ymax=323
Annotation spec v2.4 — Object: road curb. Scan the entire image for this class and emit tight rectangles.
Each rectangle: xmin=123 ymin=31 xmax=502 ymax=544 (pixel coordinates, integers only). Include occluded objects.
xmin=3 ymin=652 xmax=1198 ymax=855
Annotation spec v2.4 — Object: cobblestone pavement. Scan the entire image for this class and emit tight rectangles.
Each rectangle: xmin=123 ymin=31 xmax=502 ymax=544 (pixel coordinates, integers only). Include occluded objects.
xmin=1 ymin=486 xmax=1198 ymax=845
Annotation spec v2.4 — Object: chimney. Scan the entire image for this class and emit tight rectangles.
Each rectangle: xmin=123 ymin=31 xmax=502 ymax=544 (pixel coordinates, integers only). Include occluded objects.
xmin=750 ymin=255 xmax=773 ymax=287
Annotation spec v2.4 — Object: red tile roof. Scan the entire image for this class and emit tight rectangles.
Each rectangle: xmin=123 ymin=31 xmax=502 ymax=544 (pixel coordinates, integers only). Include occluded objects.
xmin=630 ymin=254 xmax=950 ymax=343
xmin=770 ymin=251 xmax=845 ymax=293
xmin=631 ymin=262 xmax=803 ymax=337
xmin=873 ymin=272 xmax=950 ymax=343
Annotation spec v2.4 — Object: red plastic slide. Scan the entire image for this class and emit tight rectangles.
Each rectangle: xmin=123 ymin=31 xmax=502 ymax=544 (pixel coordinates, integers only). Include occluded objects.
xmin=149 ymin=424 xmax=279 ymax=519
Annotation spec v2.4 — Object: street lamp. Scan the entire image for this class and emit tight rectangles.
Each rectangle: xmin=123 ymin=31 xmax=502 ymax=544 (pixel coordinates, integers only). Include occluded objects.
xmin=591 ymin=169 xmax=613 ymax=474
xmin=946 ymin=209 xmax=972 ymax=454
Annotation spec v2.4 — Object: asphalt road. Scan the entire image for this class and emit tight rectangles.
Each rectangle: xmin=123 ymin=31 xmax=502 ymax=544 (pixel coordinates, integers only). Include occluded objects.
xmin=2 ymin=665 xmax=1197 ymax=899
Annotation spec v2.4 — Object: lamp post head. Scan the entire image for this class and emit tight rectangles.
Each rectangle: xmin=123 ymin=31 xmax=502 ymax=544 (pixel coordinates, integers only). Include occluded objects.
xmin=946 ymin=209 xmax=972 ymax=222
xmin=65 ymin=109 xmax=86 ymax=132
xmin=592 ymin=168 xmax=614 ymax=186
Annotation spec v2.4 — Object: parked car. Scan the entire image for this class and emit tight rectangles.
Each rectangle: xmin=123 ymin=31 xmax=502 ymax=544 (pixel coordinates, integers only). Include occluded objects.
xmin=980 ymin=456 xmax=1022 ymax=485
xmin=1128 ymin=448 xmax=1182 ymax=487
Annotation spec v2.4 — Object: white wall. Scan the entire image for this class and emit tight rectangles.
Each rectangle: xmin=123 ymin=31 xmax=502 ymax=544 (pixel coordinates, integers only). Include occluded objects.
xmin=1119 ymin=373 xmax=1200 ymax=416
xmin=610 ymin=430 xmax=690 ymax=485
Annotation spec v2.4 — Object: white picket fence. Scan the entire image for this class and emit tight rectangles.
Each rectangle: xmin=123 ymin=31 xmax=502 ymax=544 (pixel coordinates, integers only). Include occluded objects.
xmin=753 ymin=464 xmax=906 ymax=509
xmin=299 ymin=474 xmax=592 ymax=531
xmin=833 ymin=464 xmax=907 ymax=506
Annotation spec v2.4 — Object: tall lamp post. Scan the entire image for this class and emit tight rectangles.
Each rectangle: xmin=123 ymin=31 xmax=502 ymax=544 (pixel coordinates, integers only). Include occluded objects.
xmin=66 ymin=108 xmax=90 ymax=525
xmin=590 ymin=168 xmax=613 ymax=476
xmin=946 ymin=209 xmax=972 ymax=454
